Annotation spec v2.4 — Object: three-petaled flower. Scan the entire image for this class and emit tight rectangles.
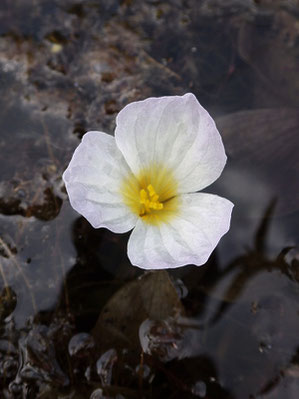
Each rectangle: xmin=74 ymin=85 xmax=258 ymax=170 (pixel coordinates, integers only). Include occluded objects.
xmin=63 ymin=93 xmax=233 ymax=269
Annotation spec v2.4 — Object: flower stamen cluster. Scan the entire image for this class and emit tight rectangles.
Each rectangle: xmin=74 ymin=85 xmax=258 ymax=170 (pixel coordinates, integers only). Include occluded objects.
xmin=139 ymin=184 xmax=163 ymax=215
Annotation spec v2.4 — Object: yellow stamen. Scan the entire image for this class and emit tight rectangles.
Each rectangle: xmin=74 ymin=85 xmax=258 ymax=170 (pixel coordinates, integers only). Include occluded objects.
xmin=121 ymin=164 xmax=179 ymax=225
xmin=139 ymin=184 xmax=164 ymax=215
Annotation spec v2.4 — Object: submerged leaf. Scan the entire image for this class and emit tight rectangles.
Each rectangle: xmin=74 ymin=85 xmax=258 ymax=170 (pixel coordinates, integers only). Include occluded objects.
xmin=216 ymin=108 xmax=299 ymax=215
xmin=92 ymin=271 xmax=184 ymax=352
xmin=238 ymin=10 xmax=299 ymax=107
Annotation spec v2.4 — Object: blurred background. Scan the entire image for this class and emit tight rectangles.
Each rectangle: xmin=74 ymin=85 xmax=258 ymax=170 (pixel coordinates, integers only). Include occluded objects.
xmin=0 ymin=0 xmax=299 ymax=397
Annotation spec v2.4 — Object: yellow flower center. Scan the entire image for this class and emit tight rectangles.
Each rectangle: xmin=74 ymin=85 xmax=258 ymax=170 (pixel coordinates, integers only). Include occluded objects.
xmin=121 ymin=164 xmax=179 ymax=225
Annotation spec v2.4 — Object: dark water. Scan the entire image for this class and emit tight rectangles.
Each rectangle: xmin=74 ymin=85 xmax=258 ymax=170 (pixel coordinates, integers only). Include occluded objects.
xmin=0 ymin=0 xmax=299 ymax=398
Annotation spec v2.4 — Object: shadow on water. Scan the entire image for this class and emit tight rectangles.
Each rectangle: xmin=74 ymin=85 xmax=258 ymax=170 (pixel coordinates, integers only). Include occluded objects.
xmin=0 ymin=0 xmax=299 ymax=397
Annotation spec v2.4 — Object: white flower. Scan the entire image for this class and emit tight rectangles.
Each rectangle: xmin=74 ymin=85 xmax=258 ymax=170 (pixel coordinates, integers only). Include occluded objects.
xmin=63 ymin=93 xmax=233 ymax=269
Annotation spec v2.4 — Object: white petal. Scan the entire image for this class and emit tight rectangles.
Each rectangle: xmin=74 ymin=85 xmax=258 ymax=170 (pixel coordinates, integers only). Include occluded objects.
xmin=115 ymin=93 xmax=226 ymax=194
xmin=63 ymin=131 xmax=138 ymax=233
xmin=127 ymin=193 xmax=233 ymax=269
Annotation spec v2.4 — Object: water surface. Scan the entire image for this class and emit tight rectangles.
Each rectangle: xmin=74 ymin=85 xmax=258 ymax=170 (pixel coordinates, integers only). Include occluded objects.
xmin=0 ymin=0 xmax=299 ymax=398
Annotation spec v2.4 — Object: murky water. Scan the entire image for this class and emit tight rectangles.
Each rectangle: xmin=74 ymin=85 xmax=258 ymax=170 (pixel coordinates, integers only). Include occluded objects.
xmin=0 ymin=0 xmax=299 ymax=397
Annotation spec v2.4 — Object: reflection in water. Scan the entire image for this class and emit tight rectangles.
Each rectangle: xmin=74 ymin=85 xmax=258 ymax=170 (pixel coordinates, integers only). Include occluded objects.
xmin=0 ymin=203 xmax=77 ymax=327
xmin=0 ymin=0 xmax=299 ymax=397
xmin=96 ymin=349 xmax=117 ymax=386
